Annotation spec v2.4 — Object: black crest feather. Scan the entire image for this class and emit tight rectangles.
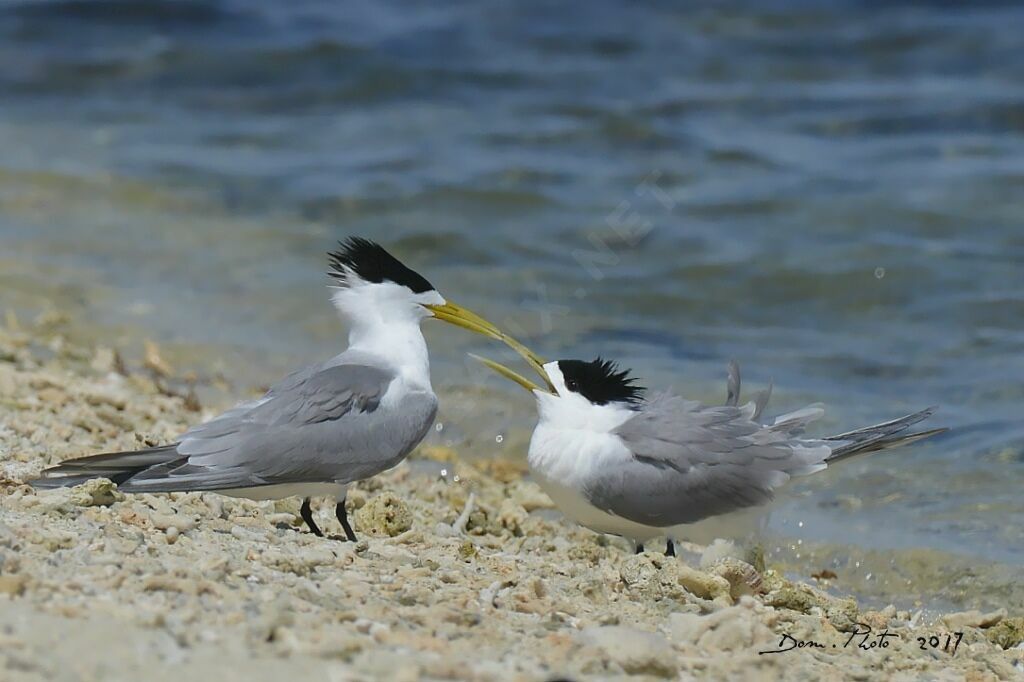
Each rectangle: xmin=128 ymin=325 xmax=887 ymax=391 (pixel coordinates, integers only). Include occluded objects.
xmin=557 ymin=357 xmax=645 ymax=406
xmin=328 ymin=237 xmax=434 ymax=294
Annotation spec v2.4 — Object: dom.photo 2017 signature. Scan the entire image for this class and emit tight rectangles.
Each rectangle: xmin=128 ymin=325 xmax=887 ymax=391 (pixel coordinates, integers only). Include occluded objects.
xmin=758 ymin=623 xmax=964 ymax=657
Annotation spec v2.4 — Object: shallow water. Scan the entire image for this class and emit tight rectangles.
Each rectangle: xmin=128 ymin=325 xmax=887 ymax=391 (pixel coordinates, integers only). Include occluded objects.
xmin=2 ymin=1 xmax=1023 ymax=577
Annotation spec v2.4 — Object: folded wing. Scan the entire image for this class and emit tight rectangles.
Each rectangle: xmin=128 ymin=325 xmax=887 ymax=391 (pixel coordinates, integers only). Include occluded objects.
xmin=585 ymin=391 xmax=831 ymax=527
xmin=33 ymin=361 xmax=433 ymax=493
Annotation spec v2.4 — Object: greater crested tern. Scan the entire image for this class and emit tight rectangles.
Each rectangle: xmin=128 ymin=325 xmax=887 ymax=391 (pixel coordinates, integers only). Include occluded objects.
xmin=474 ymin=354 xmax=946 ymax=554
xmin=33 ymin=238 xmax=518 ymax=540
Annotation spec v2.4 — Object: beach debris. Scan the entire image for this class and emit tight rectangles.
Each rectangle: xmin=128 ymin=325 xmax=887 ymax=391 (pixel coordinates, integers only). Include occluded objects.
xmin=763 ymin=575 xmax=860 ymax=631
xmin=494 ymin=498 xmax=528 ymax=535
xmin=90 ymin=346 xmax=123 ymax=375
xmin=942 ymin=608 xmax=1007 ymax=631
xmin=143 ymin=339 xmax=174 ymax=378
xmin=148 ymin=512 xmax=198 ymax=534
xmin=37 ymin=478 xmax=123 ymax=511
xmin=708 ymin=557 xmax=764 ymax=600
xmin=354 ymin=492 xmax=413 ymax=537
xmin=620 ymin=552 xmax=732 ymax=603
xmin=447 ymin=491 xmax=476 ymax=536
xmin=667 ymin=601 xmax=776 ymax=652
xmin=0 ymin=574 xmax=28 ymax=596
xmin=986 ymin=618 xmax=1024 ymax=649
xmin=677 ymin=564 xmax=733 ymax=604
xmin=580 ymin=625 xmax=679 ymax=678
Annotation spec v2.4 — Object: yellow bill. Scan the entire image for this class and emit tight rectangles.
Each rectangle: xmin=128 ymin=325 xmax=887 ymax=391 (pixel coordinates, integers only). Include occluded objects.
xmin=469 ymin=353 xmax=547 ymax=394
xmin=426 ymin=301 xmax=555 ymax=392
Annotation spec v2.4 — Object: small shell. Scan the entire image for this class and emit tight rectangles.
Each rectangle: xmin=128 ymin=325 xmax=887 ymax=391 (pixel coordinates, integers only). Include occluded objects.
xmin=710 ymin=558 xmax=764 ymax=600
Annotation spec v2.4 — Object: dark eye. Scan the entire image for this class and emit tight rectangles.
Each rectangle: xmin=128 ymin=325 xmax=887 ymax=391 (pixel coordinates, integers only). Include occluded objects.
xmin=565 ymin=378 xmax=578 ymax=391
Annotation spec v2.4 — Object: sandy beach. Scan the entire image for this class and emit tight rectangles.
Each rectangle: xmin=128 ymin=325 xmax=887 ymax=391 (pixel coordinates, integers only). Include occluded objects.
xmin=1 ymin=313 xmax=1022 ymax=682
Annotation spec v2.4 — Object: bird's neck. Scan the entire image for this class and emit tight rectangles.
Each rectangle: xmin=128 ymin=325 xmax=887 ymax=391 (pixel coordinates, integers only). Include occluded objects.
xmin=346 ymin=317 xmax=432 ymax=390
xmin=535 ymin=392 xmax=636 ymax=433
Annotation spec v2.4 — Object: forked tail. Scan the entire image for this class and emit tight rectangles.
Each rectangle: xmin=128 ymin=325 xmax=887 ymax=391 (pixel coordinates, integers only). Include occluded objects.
xmin=824 ymin=407 xmax=947 ymax=462
xmin=30 ymin=445 xmax=181 ymax=489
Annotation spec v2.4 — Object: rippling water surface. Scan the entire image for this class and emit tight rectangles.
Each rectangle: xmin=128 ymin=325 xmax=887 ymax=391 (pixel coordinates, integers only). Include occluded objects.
xmin=2 ymin=1 xmax=1024 ymax=583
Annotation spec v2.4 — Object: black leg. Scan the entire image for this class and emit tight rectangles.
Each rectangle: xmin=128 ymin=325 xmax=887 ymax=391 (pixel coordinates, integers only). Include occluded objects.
xmin=300 ymin=497 xmax=323 ymax=537
xmin=665 ymin=539 xmax=676 ymax=557
xmin=635 ymin=543 xmax=644 ymax=555
xmin=335 ymin=497 xmax=358 ymax=542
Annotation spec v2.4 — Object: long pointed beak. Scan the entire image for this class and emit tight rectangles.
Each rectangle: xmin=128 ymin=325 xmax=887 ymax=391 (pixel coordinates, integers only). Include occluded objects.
xmin=425 ymin=301 xmax=555 ymax=392
xmin=469 ymin=353 xmax=547 ymax=394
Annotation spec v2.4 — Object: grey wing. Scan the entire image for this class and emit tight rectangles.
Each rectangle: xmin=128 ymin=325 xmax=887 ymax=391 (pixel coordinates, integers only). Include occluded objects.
xmin=725 ymin=361 xmax=772 ymax=419
xmin=725 ymin=360 xmax=741 ymax=407
xmin=585 ymin=392 xmax=831 ymax=527
xmin=119 ymin=362 xmax=429 ymax=492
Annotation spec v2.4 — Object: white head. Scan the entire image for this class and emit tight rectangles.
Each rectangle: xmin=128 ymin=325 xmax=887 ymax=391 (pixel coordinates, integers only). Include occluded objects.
xmin=328 ymin=238 xmax=446 ymax=327
xmin=534 ymin=358 xmax=646 ymax=430
xmin=326 ymin=237 xmax=515 ymax=363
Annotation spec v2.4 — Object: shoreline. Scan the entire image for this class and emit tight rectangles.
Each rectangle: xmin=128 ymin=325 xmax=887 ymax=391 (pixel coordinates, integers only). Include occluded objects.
xmin=1 ymin=313 xmax=1023 ymax=680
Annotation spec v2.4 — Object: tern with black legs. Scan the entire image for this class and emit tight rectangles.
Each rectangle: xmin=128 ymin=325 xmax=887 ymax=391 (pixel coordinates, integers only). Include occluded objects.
xmin=32 ymin=238 xmax=524 ymax=541
xmin=473 ymin=353 xmax=947 ymax=554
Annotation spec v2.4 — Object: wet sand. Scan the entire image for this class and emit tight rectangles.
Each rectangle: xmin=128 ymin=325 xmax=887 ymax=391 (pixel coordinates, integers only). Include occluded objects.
xmin=1 ymin=313 xmax=1022 ymax=681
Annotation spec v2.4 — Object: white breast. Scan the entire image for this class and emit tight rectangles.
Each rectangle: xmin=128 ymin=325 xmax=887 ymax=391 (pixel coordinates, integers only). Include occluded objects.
xmin=528 ymin=422 xmax=662 ymax=541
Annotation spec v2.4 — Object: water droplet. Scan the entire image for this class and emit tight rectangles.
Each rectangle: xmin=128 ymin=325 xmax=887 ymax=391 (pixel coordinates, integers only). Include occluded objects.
xmin=440 ymin=468 xmax=448 ymax=478
xmin=874 ymin=267 xmax=886 ymax=279
xmin=854 ymin=561 xmax=861 ymax=569
xmin=495 ymin=434 xmax=504 ymax=444
xmin=798 ymin=520 xmax=804 ymax=528
xmin=453 ymin=475 xmax=461 ymax=483
xmin=435 ymin=423 xmax=444 ymax=432
xmin=865 ymin=572 xmax=873 ymax=581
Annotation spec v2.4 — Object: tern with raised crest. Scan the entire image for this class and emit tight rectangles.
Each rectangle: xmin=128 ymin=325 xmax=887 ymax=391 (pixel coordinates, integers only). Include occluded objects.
xmin=32 ymin=238 xmax=539 ymax=541
xmin=473 ymin=352 xmax=946 ymax=555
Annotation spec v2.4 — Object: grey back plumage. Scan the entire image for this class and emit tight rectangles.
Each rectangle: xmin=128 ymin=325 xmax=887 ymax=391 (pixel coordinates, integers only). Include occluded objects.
xmin=581 ymin=367 xmax=943 ymax=530
xmin=35 ymin=354 xmax=438 ymax=493
xmin=584 ymin=391 xmax=832 ymax=527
